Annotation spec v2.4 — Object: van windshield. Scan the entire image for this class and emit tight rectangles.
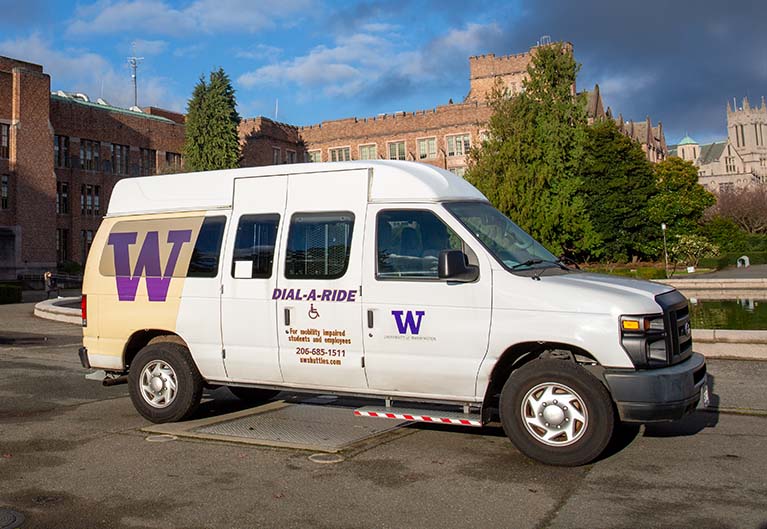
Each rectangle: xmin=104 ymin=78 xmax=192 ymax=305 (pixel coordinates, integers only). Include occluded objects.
xmin=445 ymin=201 xmax=560 ymax=272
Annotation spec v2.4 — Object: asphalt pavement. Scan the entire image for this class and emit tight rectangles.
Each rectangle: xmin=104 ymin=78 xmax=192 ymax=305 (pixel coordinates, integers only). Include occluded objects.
xmin=1 ymin=302 xmax=766 ymax=529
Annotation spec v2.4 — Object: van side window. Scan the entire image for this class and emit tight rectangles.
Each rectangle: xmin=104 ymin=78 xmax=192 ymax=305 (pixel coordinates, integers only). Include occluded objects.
xmin=232 ymin=214 xmax=280 ymax=278
xmin=285 ymin=212 xmax=354 ymax=279
xmin=377 ymin=210 xmax=462 ymax=279
xmin=187 ymin=216 xmax=226 ymax=278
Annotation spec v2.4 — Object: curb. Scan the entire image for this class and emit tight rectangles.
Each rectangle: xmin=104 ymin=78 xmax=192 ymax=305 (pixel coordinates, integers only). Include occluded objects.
xmin=33 ymin=297 xmax=82 ymax=325
xmin=655 ymin=278 xmax=767 ymax=290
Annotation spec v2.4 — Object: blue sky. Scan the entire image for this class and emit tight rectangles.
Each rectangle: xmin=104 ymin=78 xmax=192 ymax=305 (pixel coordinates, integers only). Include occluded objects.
xmin=1 ymin=0 xmax=765 ymax=145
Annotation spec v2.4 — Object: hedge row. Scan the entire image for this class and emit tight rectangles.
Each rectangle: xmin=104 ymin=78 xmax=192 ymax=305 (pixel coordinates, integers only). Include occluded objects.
xmin=0 ymin=284 xmax=22 ymax=304
xmin=698 ymin=251 xmax=767 ymax=270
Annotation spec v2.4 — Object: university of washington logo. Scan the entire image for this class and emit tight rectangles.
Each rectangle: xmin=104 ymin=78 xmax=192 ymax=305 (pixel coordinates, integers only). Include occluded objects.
xmin=391 ymin=310 xmax=425 ymax=335
xmin=108 ymin=230 xmax=193 ymax=302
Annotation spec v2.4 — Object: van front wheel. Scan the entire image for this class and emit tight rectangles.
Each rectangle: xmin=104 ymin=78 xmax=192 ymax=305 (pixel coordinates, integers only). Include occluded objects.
xmin=128 ymin=342 xmax=203 ymax=423
xmin=500 ymin=359 xmax=614 ymax=466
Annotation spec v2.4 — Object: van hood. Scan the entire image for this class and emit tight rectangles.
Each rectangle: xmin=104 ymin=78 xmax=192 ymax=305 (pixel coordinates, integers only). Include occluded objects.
xmin=493 ymin=270 xmax=676 ymax=316
xmin=545 ymin=272 xmax=673 ymax=299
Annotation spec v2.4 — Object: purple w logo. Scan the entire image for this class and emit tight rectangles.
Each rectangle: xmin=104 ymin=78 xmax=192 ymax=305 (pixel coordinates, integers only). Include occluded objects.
xmin=108 ymin=230 xmax=193 ymax=302
xmin=392 ymin=310 xmax=425 ymax=335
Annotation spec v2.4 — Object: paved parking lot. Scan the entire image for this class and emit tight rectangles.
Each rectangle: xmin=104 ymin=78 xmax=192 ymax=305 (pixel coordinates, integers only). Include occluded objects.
xmin=1 ymin=302 xmax=766 ymax=529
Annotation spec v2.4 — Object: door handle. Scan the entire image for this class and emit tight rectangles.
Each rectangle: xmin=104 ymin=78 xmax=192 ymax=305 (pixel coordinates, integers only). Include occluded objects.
xmin=284 ymin=308 xmax=291 ymax=326
xmin=367 ymin=310 xmax=374 ymax=329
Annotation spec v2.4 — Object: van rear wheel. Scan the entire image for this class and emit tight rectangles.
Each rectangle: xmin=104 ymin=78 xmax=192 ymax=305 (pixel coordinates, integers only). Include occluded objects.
xmin=128 ymin=342 xmax=203 ymax=423
xmin=500 ymin=359 xmax=614 ymax=466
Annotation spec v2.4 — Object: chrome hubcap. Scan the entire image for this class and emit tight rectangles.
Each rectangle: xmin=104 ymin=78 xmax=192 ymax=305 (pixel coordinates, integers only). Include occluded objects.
xmin=521 ymin=382 xmax=588 ymax=447
xmin=139 ymin=360 xmax=178 ymax=409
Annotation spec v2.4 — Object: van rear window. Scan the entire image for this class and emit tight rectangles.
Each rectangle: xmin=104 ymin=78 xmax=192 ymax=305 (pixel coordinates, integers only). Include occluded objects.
xmin=285 ymin=212 xmax=354 ymax=279
xmin=232 ymin=214 xmax=280 ymax=278
xmin=187 ymin=216 xmax=226 ymax=278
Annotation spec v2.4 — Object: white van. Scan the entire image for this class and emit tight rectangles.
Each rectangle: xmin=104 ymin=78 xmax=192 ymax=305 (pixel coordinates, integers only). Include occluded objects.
xmin=79 ymin=161 xmax=707 ymax=466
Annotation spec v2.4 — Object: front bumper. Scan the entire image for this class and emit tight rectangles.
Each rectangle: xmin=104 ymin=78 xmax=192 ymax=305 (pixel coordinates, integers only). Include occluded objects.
xmin=78 ymin=346 xmax=91 ymax=369
xmin=604 ymin=352 xmax=707 ymax=423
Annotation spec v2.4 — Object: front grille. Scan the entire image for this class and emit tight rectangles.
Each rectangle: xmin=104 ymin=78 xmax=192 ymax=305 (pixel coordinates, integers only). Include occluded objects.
xmin=656 ymin=290 xmax=693 ymax=365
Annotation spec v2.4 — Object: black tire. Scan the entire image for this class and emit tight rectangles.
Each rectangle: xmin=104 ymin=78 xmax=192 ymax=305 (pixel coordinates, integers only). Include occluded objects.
xmin=227 ymin=386 xmax=279 ymax=404
xmin=500 ymin=359 xmax=614 ymax=466
xmin=128 ymin=342 xmax=203 ymax=423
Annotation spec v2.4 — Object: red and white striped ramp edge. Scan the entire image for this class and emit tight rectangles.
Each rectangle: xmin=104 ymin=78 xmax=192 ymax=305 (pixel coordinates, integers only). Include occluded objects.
xmin=353 ymin=407 xmax=482 ymax=427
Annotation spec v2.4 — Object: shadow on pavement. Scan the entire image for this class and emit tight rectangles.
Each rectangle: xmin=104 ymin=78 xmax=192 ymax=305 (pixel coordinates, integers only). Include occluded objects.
xmin=643 ymin=373 xmax=720 ymax=438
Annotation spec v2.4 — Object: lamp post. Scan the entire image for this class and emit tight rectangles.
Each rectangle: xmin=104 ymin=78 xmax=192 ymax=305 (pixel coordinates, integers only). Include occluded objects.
xmin=661 ymin=223 xmax=669 ymax=278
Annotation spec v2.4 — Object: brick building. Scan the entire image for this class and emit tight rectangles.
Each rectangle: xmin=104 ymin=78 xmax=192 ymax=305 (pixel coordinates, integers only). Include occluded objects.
xmin=0 ymin=56 xmax=184 ymax=279
xmin=242 ymin=43 xmax=667 ymax=175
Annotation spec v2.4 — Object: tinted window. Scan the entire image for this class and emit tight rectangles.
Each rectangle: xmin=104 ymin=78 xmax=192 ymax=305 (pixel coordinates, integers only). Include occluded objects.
xmin=285 ymin=212 xmax=354 ymax=279
xmin=187 ymin=216 xmax=226 ymax=278
xmin=232 ymin=214 xmax=280 ymax=278
xmin=377 ymin=210 xmax=462 ymax=279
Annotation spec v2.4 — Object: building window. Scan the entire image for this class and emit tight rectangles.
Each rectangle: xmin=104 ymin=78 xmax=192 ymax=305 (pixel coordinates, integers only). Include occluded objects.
xmin=307 ymin=150 xmax=321 ymax=163
xmin=81 ymin=230 xmax=93 ymax=263
xmin=740 ymin=125 xmax=745 ymax=147
xmin=165 ymin=151 xmax=182 ymax=170
xmin=359 ymin=144 xmax=377 ymax=160
xmin=446 ymin=134 xmax=470 ymax=156
xmin=0 ymin=124 xmax=9 ymax=159
xmin=387 ymin=141 xmax=406 ymax=161
xmin=80 ymin=184 xmax=99 ymax=215
xmin=286 ymin=150 xmax=296 ymax=164
xmin=719 ymin=182 xmax=734 ymax=193
xmin=760 ymin=157 xmax=766 ymax=168
xmin=725 ymin=157 xmax=736 ymax=173
xmin=139 ymin=148 xmax=156 ymax=176
xmin=80 ymin=139 xmax=100 ymax=171
xmin=449 ymin=167 xmax=467 ymax=177
xmin=111 ymin=143 xmax=130 ymax=175
xmin=329 ymin=147 xmax=351 ymax=162
xmin=54 ymin=135 xmax=70 ymax=168
xmin=1 ymin=175 xmax=8 ymax=209
xmin=272 ymin=147 xmax=281 ymax=165
xmin=57 ymin=228 xmax=69 ymax=263
xmin=56 ymin=181 xmax=69 ymax=214
xmin=418 ymin=138 xmax=436 ymax=160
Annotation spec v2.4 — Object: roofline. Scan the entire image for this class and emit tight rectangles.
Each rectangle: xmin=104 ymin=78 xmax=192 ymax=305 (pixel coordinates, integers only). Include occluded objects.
xmin=50 ymin=94 xmax=178 ymax=125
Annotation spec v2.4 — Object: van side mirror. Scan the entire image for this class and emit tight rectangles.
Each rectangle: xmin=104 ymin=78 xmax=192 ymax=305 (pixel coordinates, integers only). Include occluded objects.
xmin=438 ymin=250 xmax=479 ymax=282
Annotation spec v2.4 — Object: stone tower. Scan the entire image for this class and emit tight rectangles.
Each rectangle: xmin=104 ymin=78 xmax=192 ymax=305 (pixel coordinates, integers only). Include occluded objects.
xmin=726 ymin=96 xmax=767 ymax=177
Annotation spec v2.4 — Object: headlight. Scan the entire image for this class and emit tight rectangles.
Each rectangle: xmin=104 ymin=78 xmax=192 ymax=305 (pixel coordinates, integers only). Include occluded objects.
xmin=620 ymin=314 xmax=667 ymax=368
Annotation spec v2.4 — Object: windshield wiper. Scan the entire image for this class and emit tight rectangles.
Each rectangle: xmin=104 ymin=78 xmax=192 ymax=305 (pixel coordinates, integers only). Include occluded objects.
xmin=556 ymin=257 xmax=581 ymax=270
xmin=511 ymin=259 xmax=568 ymax=271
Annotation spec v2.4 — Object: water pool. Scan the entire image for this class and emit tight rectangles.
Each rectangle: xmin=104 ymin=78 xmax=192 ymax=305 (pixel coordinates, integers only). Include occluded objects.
xmin=689 ymin=299 xmax=767 ymax=330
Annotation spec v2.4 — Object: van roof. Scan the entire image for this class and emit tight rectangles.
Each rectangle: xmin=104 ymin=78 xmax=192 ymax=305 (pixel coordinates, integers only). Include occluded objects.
xmin=106 ymin=160 xmax=488 ymax=217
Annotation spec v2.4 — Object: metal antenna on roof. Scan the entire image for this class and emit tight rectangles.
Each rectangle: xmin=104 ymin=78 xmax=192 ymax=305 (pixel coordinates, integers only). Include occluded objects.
xmin=127 ymin=42 xmax=144 ymax=108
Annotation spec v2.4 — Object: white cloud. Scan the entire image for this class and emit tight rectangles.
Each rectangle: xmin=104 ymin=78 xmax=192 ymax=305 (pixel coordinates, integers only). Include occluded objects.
xmin=129 ymin=39 xmax=169 ymax=56
xmin=0 ymin=33 xmax=183 ymax=112
xmin=235 ymin=44 xmax=283 ymax=61
xmin=67 ymin=0 xmax=313 ymax=36
xmin=237 ymin=22 xmax=502 ymax=99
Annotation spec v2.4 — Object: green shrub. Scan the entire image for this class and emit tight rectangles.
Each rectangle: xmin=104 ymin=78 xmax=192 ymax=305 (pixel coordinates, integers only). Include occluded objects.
xmin=698 ymin=251 xmax=767 ymax=269
xmin=0 ymin=284 xmax=22 ymax=304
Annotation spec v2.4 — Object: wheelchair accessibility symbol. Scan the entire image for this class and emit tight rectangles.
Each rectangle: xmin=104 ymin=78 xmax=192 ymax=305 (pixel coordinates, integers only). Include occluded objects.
xmin=308 ymin=303 xmax=320 ymax=320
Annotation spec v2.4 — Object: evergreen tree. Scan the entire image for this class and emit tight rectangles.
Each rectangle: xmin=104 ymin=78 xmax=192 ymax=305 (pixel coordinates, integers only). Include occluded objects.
xmin=581 ymin=119 xmax=657 ymax=261
xmin=466 ymin=43 xmax=599 ymax=257
xmin=183 ymin=68 xmax=241 ymax=171
xmin=647 ymin=157 xmax=716 ymax=239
